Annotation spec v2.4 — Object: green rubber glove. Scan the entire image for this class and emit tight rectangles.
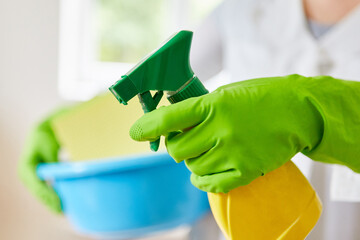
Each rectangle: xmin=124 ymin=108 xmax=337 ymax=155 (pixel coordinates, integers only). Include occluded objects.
xmin=18 ymin=108 xmax=70 ymax=214
xmin=130 ymin=74 xmax=360 ymax=193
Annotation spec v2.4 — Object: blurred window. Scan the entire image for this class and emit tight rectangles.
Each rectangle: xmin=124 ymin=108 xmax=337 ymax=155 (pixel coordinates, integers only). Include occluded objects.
xmin=59 ymin=0 xmax=222 ymax=100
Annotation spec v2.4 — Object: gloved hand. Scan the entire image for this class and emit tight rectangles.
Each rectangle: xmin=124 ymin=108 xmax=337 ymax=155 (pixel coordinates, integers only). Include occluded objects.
xmin=18 ymin=108 xmax=69 ymax=214
xmin=130 ymin=74 xmax=360 ymax=193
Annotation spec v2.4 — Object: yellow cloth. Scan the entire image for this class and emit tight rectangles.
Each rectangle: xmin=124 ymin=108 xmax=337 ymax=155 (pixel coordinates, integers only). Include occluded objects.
xmin=52 ymin=93 xmax=167 ymax=161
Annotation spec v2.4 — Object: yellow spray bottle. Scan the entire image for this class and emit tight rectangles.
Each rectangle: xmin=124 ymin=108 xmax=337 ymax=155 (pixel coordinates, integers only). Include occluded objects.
xmin=109 ymin=30 xmax=322 ymax=240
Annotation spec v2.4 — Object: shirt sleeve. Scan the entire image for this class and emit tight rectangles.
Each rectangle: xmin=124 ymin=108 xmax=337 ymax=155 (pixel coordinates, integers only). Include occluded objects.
xmin=190 ymin=5 xmax=224 ymax=82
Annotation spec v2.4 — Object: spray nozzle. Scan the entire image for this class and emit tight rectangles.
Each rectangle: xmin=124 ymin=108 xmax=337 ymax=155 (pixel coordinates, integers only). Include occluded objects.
xmin=109 ymin=30 xmax=208 ymax=151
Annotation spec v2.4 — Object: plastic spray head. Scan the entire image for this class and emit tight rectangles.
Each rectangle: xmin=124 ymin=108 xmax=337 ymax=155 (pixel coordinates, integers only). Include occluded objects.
xmin=109 ymin=30 xmax=208 ymax=151
xmin=109 ymin=30 xmax=207 ymax=106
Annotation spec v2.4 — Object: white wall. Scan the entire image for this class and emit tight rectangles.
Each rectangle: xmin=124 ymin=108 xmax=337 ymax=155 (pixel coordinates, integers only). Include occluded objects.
xmin=0 ymin=0 xmax=88 ymax=239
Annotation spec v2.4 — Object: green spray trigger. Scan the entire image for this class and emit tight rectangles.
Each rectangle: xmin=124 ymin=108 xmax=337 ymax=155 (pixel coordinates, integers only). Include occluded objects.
xmin=138 ymin=91 xmax=163 ymax=151
xmin=109 ymin=30 xmax=208 ymax=151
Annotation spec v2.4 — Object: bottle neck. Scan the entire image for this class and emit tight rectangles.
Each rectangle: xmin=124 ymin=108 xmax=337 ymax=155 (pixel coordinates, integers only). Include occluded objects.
xmin=167 ymin=76 xmax=209 ymax=104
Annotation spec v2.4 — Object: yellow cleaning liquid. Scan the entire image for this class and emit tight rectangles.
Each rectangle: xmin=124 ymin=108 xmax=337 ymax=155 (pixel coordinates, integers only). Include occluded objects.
xmin=208 ymin=161 xmax=322 ymax=240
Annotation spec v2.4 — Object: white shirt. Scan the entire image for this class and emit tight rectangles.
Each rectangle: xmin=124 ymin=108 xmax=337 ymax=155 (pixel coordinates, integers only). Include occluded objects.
xmin=192 ymin=0 xmax=360 ymax=81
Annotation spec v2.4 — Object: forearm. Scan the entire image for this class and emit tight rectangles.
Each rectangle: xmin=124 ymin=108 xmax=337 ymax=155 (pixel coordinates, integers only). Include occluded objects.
xmin=300 ymin=76 xmax=360 ymax=172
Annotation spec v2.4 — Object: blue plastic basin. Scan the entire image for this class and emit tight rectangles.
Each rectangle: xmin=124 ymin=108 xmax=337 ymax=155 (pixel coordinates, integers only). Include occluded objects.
xmin=37 ymin=153 xmax=210 ymax=239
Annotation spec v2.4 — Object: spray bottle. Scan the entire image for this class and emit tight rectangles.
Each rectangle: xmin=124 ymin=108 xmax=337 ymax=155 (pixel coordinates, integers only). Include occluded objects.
xmin=109 ymin=30 xmax=322 ymax=240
